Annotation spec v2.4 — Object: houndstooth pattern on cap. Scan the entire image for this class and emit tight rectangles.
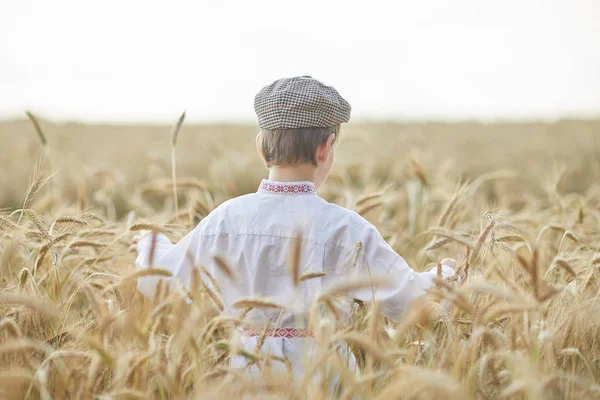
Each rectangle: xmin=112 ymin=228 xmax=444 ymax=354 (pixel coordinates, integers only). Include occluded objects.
xmin=254 ymin=76 xmax=351 ymax=130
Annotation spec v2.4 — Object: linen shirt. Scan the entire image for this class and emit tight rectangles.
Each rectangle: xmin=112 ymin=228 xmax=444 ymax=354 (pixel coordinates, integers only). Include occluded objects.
xmin=136 ymin=179 xmax=454 ymax=319
xmin=135 ymin=179 xmax=454 ymax=375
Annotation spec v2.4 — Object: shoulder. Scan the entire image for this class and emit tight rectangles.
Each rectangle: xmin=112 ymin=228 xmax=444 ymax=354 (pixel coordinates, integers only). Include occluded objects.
xmin=317 ymin=200 xmax=397 ymax=260
xmin=195 ymin=192 xmax=258 ymax=230
xmin=212 ymin=192 xmax=257 ymax=213
xmin=314 ymin=197 xmax=380 ymax=245
xmin=319 ymin=199 xmax=373 ymax=229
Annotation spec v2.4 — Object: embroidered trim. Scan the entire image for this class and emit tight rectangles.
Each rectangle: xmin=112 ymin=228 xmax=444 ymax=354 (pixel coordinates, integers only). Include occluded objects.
xmin=242 ymin=327 xmax=314 ymax=338
xmin=259 ymin=180 xmax=316 ymax=194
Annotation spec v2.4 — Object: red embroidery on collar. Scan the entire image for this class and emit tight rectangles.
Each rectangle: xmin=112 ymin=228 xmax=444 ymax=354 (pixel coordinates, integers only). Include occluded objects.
xmin=259 ymin=180 xmax=316 ymax=194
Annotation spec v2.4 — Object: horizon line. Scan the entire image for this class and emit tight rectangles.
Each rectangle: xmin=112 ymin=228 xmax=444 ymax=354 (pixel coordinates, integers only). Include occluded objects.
xmin=2 ymin=111 xmax=600 ymax=126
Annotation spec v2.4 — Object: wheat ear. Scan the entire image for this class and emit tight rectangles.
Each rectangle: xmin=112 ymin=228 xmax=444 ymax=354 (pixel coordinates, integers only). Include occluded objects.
xmin=170 ymin=112 xmax=186 ymax=215
xmin=25 ymin=111 xmax=47 ymax=146
xmin=289 ymin=233 xmax=302 ymax=286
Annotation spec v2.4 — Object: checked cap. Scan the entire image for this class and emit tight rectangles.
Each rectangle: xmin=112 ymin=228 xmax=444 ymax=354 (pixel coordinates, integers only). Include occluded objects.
xmin=254 ymin=76 xmax=351 ymax=130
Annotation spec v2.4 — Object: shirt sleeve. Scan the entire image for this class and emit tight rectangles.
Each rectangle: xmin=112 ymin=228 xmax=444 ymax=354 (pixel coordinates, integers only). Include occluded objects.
xmin=348 ymin=224 xmax=454 ymax=321
xmin=135 ymin=227 xmax=201 ymax=300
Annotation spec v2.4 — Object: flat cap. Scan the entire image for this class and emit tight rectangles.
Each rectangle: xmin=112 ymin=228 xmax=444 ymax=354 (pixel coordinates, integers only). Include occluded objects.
xmin=254 ymin=76 xmax=351 ymax=130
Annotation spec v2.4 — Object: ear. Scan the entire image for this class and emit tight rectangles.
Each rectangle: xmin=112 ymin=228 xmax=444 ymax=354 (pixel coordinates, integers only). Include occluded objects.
xmin=316 ymin=133 xmax=335 ymax=164
xmin=256 ymin=131 xmax=267 ymax=165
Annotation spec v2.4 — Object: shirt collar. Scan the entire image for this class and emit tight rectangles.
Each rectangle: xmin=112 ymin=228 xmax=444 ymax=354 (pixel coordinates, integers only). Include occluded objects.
xmin=258 ymin=179 xmax=317 ymax=195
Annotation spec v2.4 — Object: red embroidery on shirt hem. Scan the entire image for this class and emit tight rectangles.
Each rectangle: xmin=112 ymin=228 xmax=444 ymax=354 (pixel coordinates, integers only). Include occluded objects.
xmin=242 ymin=327 xmax=314 ymax=338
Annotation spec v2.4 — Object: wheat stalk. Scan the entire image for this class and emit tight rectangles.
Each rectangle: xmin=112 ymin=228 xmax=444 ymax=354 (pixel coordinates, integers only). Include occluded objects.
xmin=0 ymin=212 xmax=17 ymax=231
xmin=25 ymin=111 xmax=47 ymax=146
xmin=68 ymin=240 xmax=106 ymax=249
xmin=425 ymin=238 xmax=453 ymax=251
xmin=320 ymin=276 xmax=391 ymax=298
xmin=356 ymin=200 xmax=384 ymax=216
xmin=170 ymin=111 xmax=186 ymax=215
xmin=101 ymin=268 xmax=173 ymax=295
xmin=468 ymin=218 xmax=496 ymax=263
xmin=0 ymin=294 xmax=58 ymax=317
xmin=213 ymin=255 xmax=237 ymax=281
xmin=298 ymin=272 xmax=326 ymax=282
xmin=289 ymin=233 xmax=302 ymax=286
xmin=1 ymin=120 xmax=600 ymax=398
xmin=334 ymin=332 xmax=393 ymax=367
xmin=77 ymin=229 xmax=117 ymax=238
xmin=232 ymin=297 xmax=286 ymax=309
xmin=350 ymin=241 xmax=363 ymax=270
xmin=129 ymin=222 xmax=173 ymax=234
xmin=410 ymin=159 xmax=429 ymax=187
xmin=425 ymin=228 xmax=475 ymax=249
xmin=22 ymin=163 xmax=53 ymax=211
xmin=495 ymin=235 xmax=525 ymax=243
xmin=53 ymin=216 xmax=87 ymax=225
xmin=555 ymin=258 xmax=577 ymax=279
xmin=356 ymin=192 xmax=383 ymax=206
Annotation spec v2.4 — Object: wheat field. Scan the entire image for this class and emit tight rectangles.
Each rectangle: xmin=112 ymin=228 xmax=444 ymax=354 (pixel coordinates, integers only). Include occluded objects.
xmin=0 ymin=117 xmax=599 ymax=399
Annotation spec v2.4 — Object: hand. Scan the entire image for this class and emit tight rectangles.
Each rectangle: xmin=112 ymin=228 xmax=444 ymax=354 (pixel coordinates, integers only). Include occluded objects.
xmin=441 ymin=257 xmax=468 ymax=283
xmin=128 ymin=230 xmax=152 ymax=253
xmin=440 ymin=258 xmax=456 ymax=270
xmin=439 ymin=258 xmax=459 ymax=314
xmin=440 ymin=258 xmax=465 ymax=282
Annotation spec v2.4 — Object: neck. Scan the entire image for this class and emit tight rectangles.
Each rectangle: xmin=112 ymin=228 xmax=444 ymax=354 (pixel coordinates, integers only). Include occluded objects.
xmin=268 ymin=164 xmax=317 ymax=183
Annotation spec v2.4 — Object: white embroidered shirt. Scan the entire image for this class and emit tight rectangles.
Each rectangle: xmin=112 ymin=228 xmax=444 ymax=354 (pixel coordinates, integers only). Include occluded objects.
xmin=135 ymin=179 xmax=454 ymax=326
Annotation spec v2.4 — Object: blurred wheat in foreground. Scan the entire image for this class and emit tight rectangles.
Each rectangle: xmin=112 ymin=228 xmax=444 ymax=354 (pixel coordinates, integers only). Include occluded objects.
xmin=0 ymin=119 xmax=599 ymax=399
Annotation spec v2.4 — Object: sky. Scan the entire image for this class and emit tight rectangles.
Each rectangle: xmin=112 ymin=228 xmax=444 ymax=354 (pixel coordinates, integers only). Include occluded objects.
xmin=1 ymin=0 xmax=599 ymax=123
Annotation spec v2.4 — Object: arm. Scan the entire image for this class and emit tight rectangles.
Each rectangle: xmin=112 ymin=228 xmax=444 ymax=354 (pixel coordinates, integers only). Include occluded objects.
xmin=134 ymin=228 xmax=201 ymax=300
xmin=349 ymin=224 xmax=455 ymax=320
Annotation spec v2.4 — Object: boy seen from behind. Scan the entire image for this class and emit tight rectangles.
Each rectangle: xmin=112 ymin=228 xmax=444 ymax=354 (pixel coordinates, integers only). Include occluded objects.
xmin=132 ymin=76 xmax=456 ymax=378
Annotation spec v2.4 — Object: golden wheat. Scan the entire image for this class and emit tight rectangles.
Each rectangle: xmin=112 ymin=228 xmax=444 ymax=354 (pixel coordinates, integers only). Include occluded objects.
xmin=0 ymin=120 xmax=599 ymax=399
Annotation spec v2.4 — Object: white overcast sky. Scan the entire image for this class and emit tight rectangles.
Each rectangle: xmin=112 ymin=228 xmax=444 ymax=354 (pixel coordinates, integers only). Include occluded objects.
xmin=1 ymin=0 xmax=599 ymax=123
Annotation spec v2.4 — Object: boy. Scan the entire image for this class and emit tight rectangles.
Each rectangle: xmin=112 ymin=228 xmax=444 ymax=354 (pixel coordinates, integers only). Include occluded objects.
xmin=132 ymin=76 xmax=456 ymax=378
